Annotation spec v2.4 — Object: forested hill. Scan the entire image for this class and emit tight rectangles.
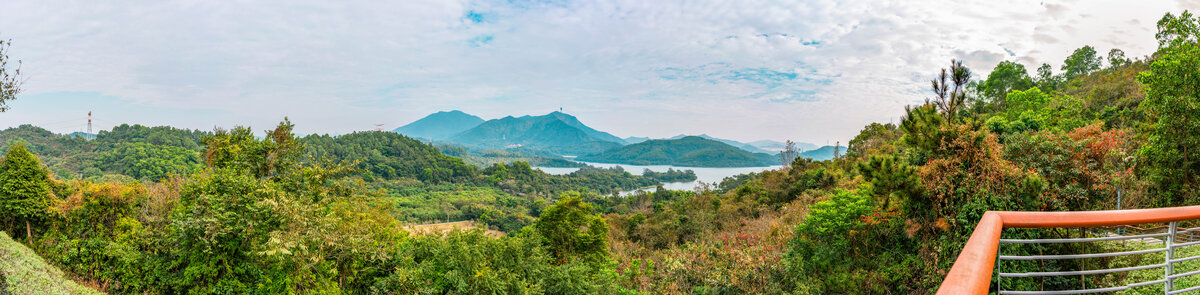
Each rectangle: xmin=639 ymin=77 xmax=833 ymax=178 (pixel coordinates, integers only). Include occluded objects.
xmin=447 ymin=111 xmax=625 ymax=155
xmin=302 ymin=131 xmax=477 ymax=183
xmin=392 ymin=110 xmax=484 ymax=140
xmin=0 ymin=124 xmax=662 ymax=195
xmin=668 ymin=134 xmax=770 ymax=153
xmin=577 ymin=136 xmax=777 ymax=167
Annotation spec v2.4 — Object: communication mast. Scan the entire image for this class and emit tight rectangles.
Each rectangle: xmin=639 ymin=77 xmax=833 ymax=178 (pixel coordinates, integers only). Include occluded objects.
xmin=87 ymin=111 xmax=93 ymax=134
xmin=374 ymin=124 xmax=385 ymax=131
xmin=833 ymin=141 xmax=841 ymax=159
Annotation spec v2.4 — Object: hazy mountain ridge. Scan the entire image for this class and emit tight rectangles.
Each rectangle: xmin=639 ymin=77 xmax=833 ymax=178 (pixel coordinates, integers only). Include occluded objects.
xmin=798 ymin=145 xmax=847 ymax=161
xmin=748 ymin=140 xmax=819 ymax=152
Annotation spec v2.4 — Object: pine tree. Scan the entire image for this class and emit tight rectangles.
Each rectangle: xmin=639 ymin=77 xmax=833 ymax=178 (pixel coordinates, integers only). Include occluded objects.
xmin=0 ymin=143 xmax=52 ymax=242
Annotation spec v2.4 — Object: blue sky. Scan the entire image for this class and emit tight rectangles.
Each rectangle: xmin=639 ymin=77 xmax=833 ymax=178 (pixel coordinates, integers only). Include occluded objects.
xmin=0 ymin=0 xmax=1196 ymax=144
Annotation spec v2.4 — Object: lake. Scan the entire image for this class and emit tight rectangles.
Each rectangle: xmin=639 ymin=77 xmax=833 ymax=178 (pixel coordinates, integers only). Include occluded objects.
xmin=535 ymin=161 xmax=783 ymax=194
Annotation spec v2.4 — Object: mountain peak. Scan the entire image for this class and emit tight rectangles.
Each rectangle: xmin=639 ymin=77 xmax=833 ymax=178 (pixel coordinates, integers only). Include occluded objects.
xmin=446 ymin=111 xmax=626 ymax=155
xmin=393 ymin=111 xmax=485 ymax=140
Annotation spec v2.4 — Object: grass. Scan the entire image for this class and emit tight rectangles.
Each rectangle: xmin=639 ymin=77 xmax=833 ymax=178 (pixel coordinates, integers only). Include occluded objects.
xmin=0 ymin=231 xmax=102 ymax=295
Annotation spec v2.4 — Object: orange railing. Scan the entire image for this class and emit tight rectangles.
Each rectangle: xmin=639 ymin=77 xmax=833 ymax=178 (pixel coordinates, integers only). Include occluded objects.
xmin=937 ymin=205 xmax=1200 ymax=294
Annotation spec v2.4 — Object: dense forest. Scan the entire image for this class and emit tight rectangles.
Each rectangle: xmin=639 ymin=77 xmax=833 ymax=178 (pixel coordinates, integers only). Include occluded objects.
xmin=0 ymin=10 xmax=1199 ymax=295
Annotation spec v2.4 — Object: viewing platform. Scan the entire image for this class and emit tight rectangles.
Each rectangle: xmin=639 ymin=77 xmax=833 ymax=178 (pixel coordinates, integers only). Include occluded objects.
xmin=939 ymin=206 xmax=1200 ymax=294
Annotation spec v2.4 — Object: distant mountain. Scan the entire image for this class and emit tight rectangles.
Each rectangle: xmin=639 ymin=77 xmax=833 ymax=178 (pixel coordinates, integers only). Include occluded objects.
xmin=624 ymin=136 xmax=651 ymax=144
xmin=799 ymin=145 xmax=847 ymax=161
xmin=668 ymin=134 xmax=768 ymax=153
xmin=577 ymin=136 xmax=777 ymax=167
xmin=545 ymin=112 xmax=627 ymax=144
xmin=393 ymin=110 xmax=484 ymax=140
xmin=748 ymin=140 xmax=819 ymax=152
xmin=447 ymin=111 xmax=625 ymax=156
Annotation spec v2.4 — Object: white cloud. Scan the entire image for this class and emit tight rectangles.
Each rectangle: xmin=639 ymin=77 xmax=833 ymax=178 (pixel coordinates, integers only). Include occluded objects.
xmin=0 ymin=0 xmax=1190 ymax=143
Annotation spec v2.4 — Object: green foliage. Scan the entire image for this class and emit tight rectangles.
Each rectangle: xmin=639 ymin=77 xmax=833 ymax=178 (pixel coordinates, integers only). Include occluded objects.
xmin=372 ymin=229 xmax=624 ymax=295
xmin=985 ymin=87 xmax=1094 ymax=134
xmin=0 ymin=143 xmax=53 ymax=240
xmin=38 ymin=180 xmax=150 ymax=291
xmin=162 ymin=168 xmax=285 ymax=293
xmin=483 ymin=161 xmax=658 ymax=196
xmin=1002 ymin=125 xmax=1130 ymax=210
xmin=1036 ymin=63 xmax=1063 ymax=91
xmin=95 ymin=124 xmax=208 ymax=151
xmin=1138 ymin=10 xmax=1200 ymax=206
xmin=641 ymin=168 xmax=697 ymax=183
xmin=979 ymin=60 xmax=1035 ymax=105
xmin=1108 ymin=48 xmax=1130 ymax=68
xmin=1062 ymin=45 xmax=1103 ymax=80
xmin=846 ymin=122 xmax=900 ymax=159
xmin=98 ymin=142 xmax=201 ymax=180
xmin=536 ymin=193 xmax=609 ymax=265
xmin=857 ymin=156 xmax=921 ymax=209
xmin=201 ymin=119 xmax=304 ymax=179
xmin=578 ymin=136 xmax=776 ymax=167
xmin=900 ymin=104 xmax=947 ymax=160
xmin=786 ymin=189 xmax=896 ymax=293
xmin=385 ymin=184 xmax=538 ymax=232
xmin=305 ymin=131 xmax=477 ymax=183
xmin=928 ymin=59 xmax=972 ymax=121
xmin=1155 ymin=10 xmax=1199 ymax=48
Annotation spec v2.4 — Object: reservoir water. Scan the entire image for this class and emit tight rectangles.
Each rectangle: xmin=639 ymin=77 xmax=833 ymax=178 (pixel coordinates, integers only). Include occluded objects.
xmin=535 ymin=161 xmax=783 ymax=194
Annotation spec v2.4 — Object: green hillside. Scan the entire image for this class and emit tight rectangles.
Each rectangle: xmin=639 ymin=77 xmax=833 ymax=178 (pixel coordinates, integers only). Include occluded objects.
xmin=0 ymin=232 xmax=102 ymax=295
xmin=303 ymin=131 xmax=477 ymax=183
xmin=392 ymin=110 xmax=484 ymax=140
xmin=448 ymin=112 xmax=624 ymax=156
xmin=578 ymin=136 xmax=776 ymax=167
xmin=669 ymin=134 xmax=768 ymax=153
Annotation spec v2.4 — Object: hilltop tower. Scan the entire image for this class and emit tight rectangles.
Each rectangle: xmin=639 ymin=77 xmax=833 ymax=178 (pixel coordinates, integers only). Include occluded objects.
xmin=833 ymin=141 xmax=840 ymax=159
xmin=87 ymin=111 xmax=92 ymax=135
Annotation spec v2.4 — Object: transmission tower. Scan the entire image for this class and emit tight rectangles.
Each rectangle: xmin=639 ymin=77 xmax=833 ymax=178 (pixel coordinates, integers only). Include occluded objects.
xmin=833 ymin=141 xmax=841 ymax=159
xmin=87 ymin=111 xmax=93 ymax=134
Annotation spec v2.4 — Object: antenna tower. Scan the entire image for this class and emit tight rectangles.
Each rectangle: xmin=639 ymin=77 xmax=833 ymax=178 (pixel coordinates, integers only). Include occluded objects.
xmin=374 ymin=124 xmax=385 ymax=131
xmin=87 ymin=111 xmax=93 ymax=134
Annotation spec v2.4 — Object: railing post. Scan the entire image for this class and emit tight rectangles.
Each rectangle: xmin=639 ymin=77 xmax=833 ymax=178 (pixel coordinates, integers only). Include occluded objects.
xmin=1166 ymin=221 xmax=1177 ymax=294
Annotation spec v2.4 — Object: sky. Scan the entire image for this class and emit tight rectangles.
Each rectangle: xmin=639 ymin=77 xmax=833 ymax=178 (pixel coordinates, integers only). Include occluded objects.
xmin=0 ymin=0 xmax=1197 ymax=144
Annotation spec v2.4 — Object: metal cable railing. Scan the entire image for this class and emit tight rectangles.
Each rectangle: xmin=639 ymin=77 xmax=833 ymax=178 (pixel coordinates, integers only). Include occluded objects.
xmin=938 ymin=206 xmax=1200 ymax=295
xmin=995 ymin=223 xmax=1200 ymax=294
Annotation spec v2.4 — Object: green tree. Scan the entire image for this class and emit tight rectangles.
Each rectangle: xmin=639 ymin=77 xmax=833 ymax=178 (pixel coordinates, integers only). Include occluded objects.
xmin=1108 ymin=48 xmax=1130 ymax=68
xmin=928 ymin=59 xmax=972 ymax=121
xmin=1061 ymin=46 xmax=1103 ymax=80
xmin=0 ymin=143 xmax=52 ymax=242
xmin=979 ymin=60 xmax=1035 ymax=106
xmin=0 ymin=38 xmax=21 ymax=112
xmin=1036 ymin=63 xmax=1062 ymax=91
xmin=535 ymin=192 xmax=609 ymax=265
xmin=201 ymin=118 xmax=303 ymax=179
xmin=163 ymin=168 xmax=285 ymax=293
xmin=1155 ymin=10 xmax=1198 ymax=48
xmin=1138 ymin=10 xmax=1200 ymax=205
